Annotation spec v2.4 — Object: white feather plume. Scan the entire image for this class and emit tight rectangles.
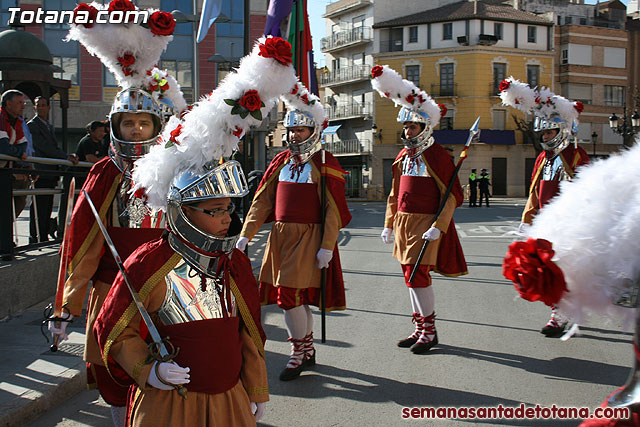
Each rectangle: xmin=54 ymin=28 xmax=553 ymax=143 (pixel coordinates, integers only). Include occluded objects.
xmin=371 ymin=65 xmax=441 ymax=123
xmin=65 ymin=2 xmax=173 ymax=89
xmin=132 ymin=36 xmax=298 ymax=210
xmin=281 ymin=81 xmax=326 ymax=128
xmin=526 ymin=140 xmax=640 ymax=325
xmin=499 ymin=76 xmax=537 ymax=112
xmin=534 ymin=86 xmax=580 ymax=126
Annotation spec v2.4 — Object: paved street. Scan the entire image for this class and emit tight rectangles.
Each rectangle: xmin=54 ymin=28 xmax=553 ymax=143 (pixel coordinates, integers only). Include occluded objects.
xmin=25 ymin=200 xmax=632 ymax=426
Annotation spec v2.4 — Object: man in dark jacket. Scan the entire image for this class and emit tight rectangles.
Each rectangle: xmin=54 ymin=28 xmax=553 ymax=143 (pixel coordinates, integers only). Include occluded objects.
xmin=27 ymin=96 xmax=77 ymax=242
xmin=478 ymin=168 xmax=491 ymax=207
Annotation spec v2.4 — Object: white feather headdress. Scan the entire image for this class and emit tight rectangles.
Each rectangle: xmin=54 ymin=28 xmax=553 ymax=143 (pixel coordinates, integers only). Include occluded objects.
xmin=66 ymin=0 xmax=175 ymax=89
xmin=525 ymin=141 xmax=640 ymax=325
xmin=499 ymin=77 xmax=583 ymax=125
xmin=282 ymin=80 xmax=327 ymax=129
xmin=132 ymin=36 xmax=298 ymax=210
xmin=370 ymin=65 xmax=443 ymax=123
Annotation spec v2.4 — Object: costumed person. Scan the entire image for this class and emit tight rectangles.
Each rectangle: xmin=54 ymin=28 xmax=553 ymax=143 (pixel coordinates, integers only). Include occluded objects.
xmin=236 ymin=81 xmax=351 ymax=381
xmin=94 ymin=35 xmax=299 ymax=426
xmin=468 ymin=168 xmax=478 ymax=207
xmin=371 ymin=65 xmax=467 ymax=354
xmin=501 ymin=141 xmax=640 ymax=426
xmin=499 ymin=77 xmax=589 ymax=337
xmin=47 ymin=3 xmax=186 ymax=425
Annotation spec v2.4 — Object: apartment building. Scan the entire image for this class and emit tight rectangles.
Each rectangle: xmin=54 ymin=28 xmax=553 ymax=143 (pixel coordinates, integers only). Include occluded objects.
xmin=517 ymin=0 xmax=631 ymax=154
xmin=320 ymin=0 xmax=375 ymax=198
xmin=372 ymin=0 xmax=553 ymax=197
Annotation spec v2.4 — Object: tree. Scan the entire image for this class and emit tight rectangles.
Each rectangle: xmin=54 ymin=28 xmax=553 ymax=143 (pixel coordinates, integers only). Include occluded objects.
xmin=511 ymin=113 xmax=542 ymax=156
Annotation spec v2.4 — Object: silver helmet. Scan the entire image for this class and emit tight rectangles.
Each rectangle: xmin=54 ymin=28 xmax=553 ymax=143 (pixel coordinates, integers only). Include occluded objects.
xmin=284 ymin=109 xmax=322 ymax=164
xmin=397 ymin=107 xmax=435 ymax=158
xmin=166 ymin=160 xmax=248 ymax=276
xmin=109 ymin=88 xmax=163 ymax=177
xmin=534 ymin=115 xmax=575 ymax=157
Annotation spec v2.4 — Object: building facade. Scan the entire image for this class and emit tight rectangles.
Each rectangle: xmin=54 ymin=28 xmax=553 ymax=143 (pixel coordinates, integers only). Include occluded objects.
xmin=371 ymin=0 xmax=553 ymax=197
xmin=320 ymin=0 xmax=375 ymax=198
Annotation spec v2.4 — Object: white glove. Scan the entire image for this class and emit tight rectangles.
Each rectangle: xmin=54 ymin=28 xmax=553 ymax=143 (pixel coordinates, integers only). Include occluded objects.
xmin=147 ymin=361 xmax=190 ymax=390
xmin=422 ymin=227 xmax=441 ymax=241
xmin=251 ymin=402 xmax=267 ymax=421
xmin=518 ymin=223 xmax=530 ymax=235
xmin=48 ymin=314 xmax=73 ymax=342
xmin=236 ymin=236 xmax=249 ymax=251
xmin=381 ymin=227 xmax=393 ymax=244
xmin=316 ymin=248 xmax=333 ymax=269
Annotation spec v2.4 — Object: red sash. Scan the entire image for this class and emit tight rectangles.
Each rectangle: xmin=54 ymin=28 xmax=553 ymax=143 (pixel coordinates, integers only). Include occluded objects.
xmin=538 ymin=180 xmax=560 ymax=209
xmin=157 ymin=317 xmax=242 ymax=395
xmin=275 ymin=182 xmax=321 ymax=223
xmin=398 ymin=176 xmax=440 ymax=214
xmin=94 ymin=227 xmax=164 ymax=284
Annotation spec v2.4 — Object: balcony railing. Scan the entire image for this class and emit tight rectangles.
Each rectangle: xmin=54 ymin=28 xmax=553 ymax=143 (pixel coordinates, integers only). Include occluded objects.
xmin=430 ymin=83 xmax=458 ymax=97
xmin=320 ymin=64 xmax=371 ymax=86
xmin=325 ymin=138 xmax=371 ymax=155
xmin=321 ymin=26 xmax=372 ymax=52
xmin=325 ymin=102 xmax=371 ymax=120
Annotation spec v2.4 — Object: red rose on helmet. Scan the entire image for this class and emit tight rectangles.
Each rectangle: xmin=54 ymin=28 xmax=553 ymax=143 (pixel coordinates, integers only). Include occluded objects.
xmin=233 ymin=126 xmax=244 ymax=138
xmin=122 ymin=67 xmax=134 ymax=76
xmin=406 ymin=94 xmax=415 ymax=104
xmin=149 ymin=11 xmax=176 ymax=36
xmin=117 ymin=53 xmax=135 ymax=68
xmin=499 ymin=79 xmax=510 ymax=92
xmin=371 ymin=65 xmax=383 ymax=78
xmin=300 ymin=93 xmax=309 ymax=104
xmin=169 ymin=124 xmax=182 ymax=144
xmin=238 ymin=90 xmax=262 ymax=112
xmin=574 ymin=101 xmax=584 ymax=114
xmin=438 ymin=104 xmax=447 ymax=118
xmin=258 ymin=37 xmax=293 ymax=66
xmin=503 ymin=238 xmax=568 ymax=307
xmin=108 ymin=0 xmax=135 ymax=13
xmin=73 ymin=3 xmax=98 ymax=28
xmin=290 ymin=86 xmax=298 ymax=95
xmin=148 ymin=83 xmax=159 ymax=92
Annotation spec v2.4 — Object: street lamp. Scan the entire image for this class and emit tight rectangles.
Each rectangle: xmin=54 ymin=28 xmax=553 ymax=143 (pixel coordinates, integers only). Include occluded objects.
xmin=591 ymin=131 xmax=598 ymax=157
xmin=608 ymin=105 xmax=640 ymax=147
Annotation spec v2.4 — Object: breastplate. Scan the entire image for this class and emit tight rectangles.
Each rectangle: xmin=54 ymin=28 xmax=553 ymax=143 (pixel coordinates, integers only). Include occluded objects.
xmin=402 ymin=155 xmax=431 ymax=177
xmin=157 ymin=260 xmax=237 ymax=325
xmin=113 ymin=178 xmax=162 ymax=228
xmin=542 ymin=155 xmax=570 ymax=182
xmin=279 ymin=161 xmax=314 ymax=183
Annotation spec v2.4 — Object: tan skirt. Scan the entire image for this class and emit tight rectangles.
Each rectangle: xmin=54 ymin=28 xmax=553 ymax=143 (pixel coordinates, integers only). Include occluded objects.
xmin=128 ymin=379 xmax=255 ymax=426
xmin=392 ymin=211 xmax=443 ymax=265
xmin=259 ymin=222 xmax=322 ymax=289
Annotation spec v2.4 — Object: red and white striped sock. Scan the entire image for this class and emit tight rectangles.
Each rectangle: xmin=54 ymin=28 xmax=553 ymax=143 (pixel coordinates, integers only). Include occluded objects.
xmin=302 ymin=332 xmax=315 ymax=360
xmin=285 ymin=337 xmax=306 ymax=369
xmin=406 ymin=312 xmax=425 ymax=341
xmin=545 ymin=306 xmax=562 ymax=328
xmin=416 ymin=312 xmax=436 ymax=344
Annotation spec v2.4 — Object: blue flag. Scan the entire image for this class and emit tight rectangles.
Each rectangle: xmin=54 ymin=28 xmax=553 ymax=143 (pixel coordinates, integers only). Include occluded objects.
xmin=197 ymin=0 xmax=223 ymax=43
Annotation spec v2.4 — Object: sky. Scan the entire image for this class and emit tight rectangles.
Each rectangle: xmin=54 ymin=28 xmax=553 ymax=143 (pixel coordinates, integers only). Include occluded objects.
xmin=305 ymin=0 xmax=631 ymax=68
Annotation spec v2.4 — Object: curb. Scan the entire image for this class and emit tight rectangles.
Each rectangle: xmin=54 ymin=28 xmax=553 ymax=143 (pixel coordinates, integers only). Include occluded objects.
xmin=0 ymin=359 xmax=86 ymax=427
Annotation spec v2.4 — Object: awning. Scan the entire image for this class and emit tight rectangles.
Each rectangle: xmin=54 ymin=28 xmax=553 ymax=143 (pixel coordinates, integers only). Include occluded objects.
xmin=324 ymin=124 xmax=342 ymax=135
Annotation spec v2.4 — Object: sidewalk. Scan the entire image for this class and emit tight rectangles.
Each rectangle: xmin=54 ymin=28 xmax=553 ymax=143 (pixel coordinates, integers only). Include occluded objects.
xmin=0 ymin=223 xmax=272 ymax=427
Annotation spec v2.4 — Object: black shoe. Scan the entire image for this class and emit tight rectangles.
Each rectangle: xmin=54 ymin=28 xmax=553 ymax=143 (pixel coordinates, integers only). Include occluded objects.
xmin=279 ymin=353 xmax=315 ymax=381
xmin=397 ymin=337 xmax=418 ymax=348
xmin=541 ymin=323 xmax=567 ymax=337
xmin=410 ymin=333 xmax=439 ymax=354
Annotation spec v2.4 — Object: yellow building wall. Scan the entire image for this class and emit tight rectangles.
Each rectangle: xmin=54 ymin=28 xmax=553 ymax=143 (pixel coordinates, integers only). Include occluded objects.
xmin=374 ymin=51 xmax=553 ymax=146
